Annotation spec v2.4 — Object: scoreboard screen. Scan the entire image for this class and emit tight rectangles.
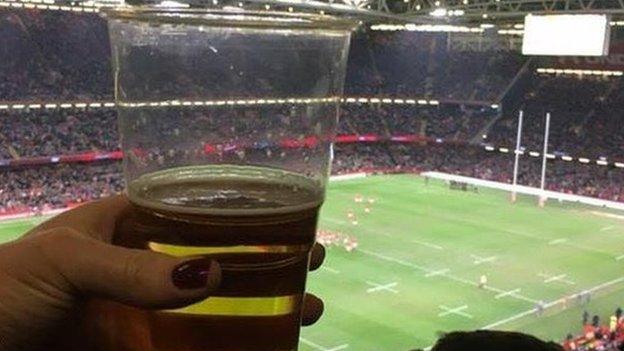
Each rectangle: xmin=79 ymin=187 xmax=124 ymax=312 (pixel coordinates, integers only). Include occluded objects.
xmin=522 ymin=14 xmax=610 ymax=56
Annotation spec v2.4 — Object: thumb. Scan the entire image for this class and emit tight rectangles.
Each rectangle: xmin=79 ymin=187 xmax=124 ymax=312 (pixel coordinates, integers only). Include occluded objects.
xmin=32 ymin=228 xmax=221 ymax=309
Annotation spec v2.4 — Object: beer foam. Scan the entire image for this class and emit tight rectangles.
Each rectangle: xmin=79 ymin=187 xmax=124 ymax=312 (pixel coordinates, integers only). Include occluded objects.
xmin=128 ymin=165 xmax=323 ymax=216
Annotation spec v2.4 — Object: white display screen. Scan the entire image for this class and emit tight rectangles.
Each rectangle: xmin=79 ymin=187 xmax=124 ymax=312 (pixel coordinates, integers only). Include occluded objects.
xmin=522 ymin=14 xmax=610 ymax=56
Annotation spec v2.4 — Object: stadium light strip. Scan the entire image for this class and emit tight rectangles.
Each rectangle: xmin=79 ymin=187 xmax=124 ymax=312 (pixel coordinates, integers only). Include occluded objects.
xmin=485 ymin=145 xmax=623 ymax=168
xmin=498 ymin=29 xmax=524 ymax=35
xmin=15 ymin=97 xmax=624 ymax=170
xmin=3 ymin=94 xmax=623 ymax=170
xmin=117 ymin=97 xmax=341 ymax=108
xmin=0 ymin=1 xmax=100 ymax=12
xmin=370 ymin=23 xmax=525 ymax=35
xmin=370 ymin=24 xmax=484 ymax=33
xmin=0 ymin=102 xmax=116 ymax=110
xmin=536 ymin=67 xmax=624 ymax=77
xmin=0 ymin=98 xmax=342 ymax=111
xmin=4 ymin=0 xmax=55 ymax=4
xmin=0 ymin=97 xmax=481 ymax=112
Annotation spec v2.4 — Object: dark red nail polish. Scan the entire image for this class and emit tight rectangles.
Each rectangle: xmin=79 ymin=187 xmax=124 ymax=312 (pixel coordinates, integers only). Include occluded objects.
xmin=172 ymin=258 xmax=213 ymax=289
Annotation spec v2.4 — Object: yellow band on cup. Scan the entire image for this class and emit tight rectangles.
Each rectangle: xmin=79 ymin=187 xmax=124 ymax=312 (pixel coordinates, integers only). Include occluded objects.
xmin=149 ymin=241 xmax=300 ymax=316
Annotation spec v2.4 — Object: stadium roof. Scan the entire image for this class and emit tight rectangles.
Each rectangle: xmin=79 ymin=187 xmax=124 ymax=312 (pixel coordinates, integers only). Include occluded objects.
xmin=12 ymin=0 xmax=624 ymax=24
xmin=260 ymin=0 xmax=624 ymax=23
xmin=397 ymin=0 xmax=624 ymax=21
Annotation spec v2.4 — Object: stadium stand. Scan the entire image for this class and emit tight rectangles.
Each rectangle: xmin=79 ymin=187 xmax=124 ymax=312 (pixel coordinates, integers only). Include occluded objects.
xmin=5 ymin=6 xmax=624 ymax=351
xmin=1 ymin=9 xmax=624 ymax=214
xmin=562 ymin=308 xmax=624 ymax=351
xmin=0 ymin=11 xmax=111 ymax=100
xmin=0 ymin=109 xmax=118 ymax=158
xmin=484 ymin=73 xmax=624 ymax=160
xmin=340 ymin=103 xmax=497 ymax=140
xmin=345 ymin=31 xmax=525 ymax=101
xmin=0 ymin=161 xmax=122 ymax=215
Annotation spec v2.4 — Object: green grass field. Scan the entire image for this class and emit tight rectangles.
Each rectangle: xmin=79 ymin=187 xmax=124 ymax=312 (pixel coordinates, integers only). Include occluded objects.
xmin=2 ymin=174 xmax=624 ymax=351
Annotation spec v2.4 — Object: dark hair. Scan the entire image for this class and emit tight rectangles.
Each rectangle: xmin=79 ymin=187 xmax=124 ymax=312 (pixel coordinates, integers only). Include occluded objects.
xmin=431 ymin=331 xmax=564 ymax=351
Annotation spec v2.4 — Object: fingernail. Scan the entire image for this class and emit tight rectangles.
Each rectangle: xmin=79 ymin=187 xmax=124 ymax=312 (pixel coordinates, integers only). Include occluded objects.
xmin=172 ymin=258 xmax=214 ymax=290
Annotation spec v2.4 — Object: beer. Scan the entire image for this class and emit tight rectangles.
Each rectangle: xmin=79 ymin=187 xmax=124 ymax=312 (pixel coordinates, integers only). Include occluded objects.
xmin=111 ymin=164 xmax=322 ymax=351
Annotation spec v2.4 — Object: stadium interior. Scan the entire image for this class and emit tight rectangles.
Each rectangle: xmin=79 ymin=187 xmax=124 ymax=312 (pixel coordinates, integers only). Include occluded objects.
xmin=3 ymin=1 xmax=624 ymax=350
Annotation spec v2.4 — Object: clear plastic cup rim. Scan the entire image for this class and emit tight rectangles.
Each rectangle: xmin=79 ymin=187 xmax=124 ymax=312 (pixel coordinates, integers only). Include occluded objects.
xmin=102 ymin=6 xmax=359 ymax=31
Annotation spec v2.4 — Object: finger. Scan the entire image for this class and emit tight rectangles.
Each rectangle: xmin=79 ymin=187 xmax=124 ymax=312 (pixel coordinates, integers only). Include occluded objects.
xmin=30 ymin=228 xmax=221 ymax=309
xmin=301 ymin=293 xmax=324 ymax=326
xmin=309 ymin=243 xmax=325 ymax=272
xmin=29 ymin=195 xmax=130 ymax=242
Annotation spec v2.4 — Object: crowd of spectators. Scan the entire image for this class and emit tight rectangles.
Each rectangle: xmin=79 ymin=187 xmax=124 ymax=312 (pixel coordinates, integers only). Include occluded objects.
xmin=0 ymin=103 xmax=495 ymax=159
xmin=4 ymin=140 xmax=624 ymax=213
xmin=562 ymin=308 xmax=624 ymax=351
xmin=485 ymin=73 xmax=624 ymax=160
xmin=0 ymin=11 xmax=111 ymax=100
xmin=346 ymin=31 xmax=524 ymax=101
xmin=0 ymin=161 xmax=122 ymax=214
xmin=332 ymin=143 xmax=624 ymax=202
xmin=1 ymin=8 xmax=624 ymax=211
xmin=340 ymin=104 xmax=496 ymax=141
xmin=0 ymin=9 xmax=523 ymax=102
xmin=0 ymin=109 xmax=118 ymax=158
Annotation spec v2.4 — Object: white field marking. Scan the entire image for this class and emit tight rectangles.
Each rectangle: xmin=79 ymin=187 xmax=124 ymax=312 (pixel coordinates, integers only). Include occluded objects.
xmin=300 ymin=337 xmax=349 ymax=351
xmin=544 ymin=274 xmax=567 ymax=283
xmin=562 ymin=242 xmax=614 ymax=256
xmin=365 ymin=281 xmax=399 ymax=293
xmin=495 ymin=288 xmax=522 ymax=299
xmin=470 ymin=254 xmax=498 ymax=265
xmin=548 ymin=238 xmax=568 ymax=245
xmin=300 ymin=338 xmax=325 ymax=351
xmin=481 ymin=307 xmax=537 ymax=330
xmin=443 ymin=214 xmax=616 ymax=256
xmin=321 ymin=266 xmax=340 ymax=274
xmin=359 ymin=248 xmax=539 ymax=304
xmin=502 ymin=228 xmax=613 ymax=256
xmin=412 ymin=239 xmax=443 ymax=250
xmin=539 ymin=273 xmax=576 ymax=285
xmin=601 ymin=225 xmax=615 ymax=232
xmin=444 ymin=274 xmax=540 ymax=304
xmin=425 ymin=268 xmax=450 ymax=277
xmin=358 ymin=248 xmax=428 ymax=272
xmin=590 ymin=211 xmax=624 ymax=221
xmin=438 ymin=305 xmax=473 ymax=319
xmin=335 ymin=205 xmax=615 ymax=258
xmin=615 ymin=254 xmax=624 ymax=261
xmin=482 ymin=276 xmax=624 ymax=330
